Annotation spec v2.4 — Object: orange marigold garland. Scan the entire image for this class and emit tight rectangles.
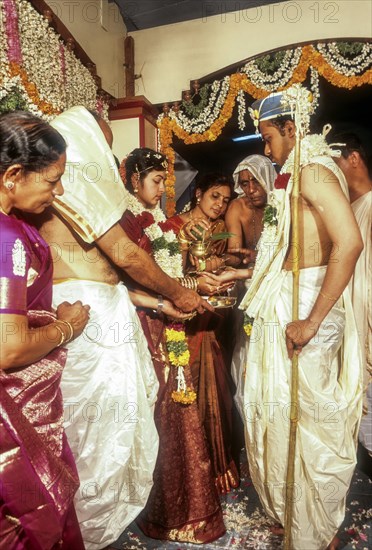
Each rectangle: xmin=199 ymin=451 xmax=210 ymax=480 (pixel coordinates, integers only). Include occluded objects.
xmin=158 ymin=42 xmax=371 ymax=216
xmin=0 ymin=0 xmax=107 ymax=118
xmin=8 ymin=62 xmax=60 ymax=116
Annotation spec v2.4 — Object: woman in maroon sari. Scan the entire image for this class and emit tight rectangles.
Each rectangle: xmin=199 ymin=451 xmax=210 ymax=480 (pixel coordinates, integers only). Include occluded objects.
xmin=119 ymin=148 xmax=226 ymax=544
xmin=167 ymin=173 xmax=240 ymax=494
xmin=0 ymin=111 xmax=90 ymax=550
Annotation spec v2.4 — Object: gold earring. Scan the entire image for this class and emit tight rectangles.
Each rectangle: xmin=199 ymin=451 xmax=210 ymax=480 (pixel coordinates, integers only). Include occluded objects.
xmin=134 ymin=187 xmax=138 ymax=194
xmin=197 ymin=197 xmax=200 ymax=204
xmin=4 ymin=180 xmax=14 ymax=190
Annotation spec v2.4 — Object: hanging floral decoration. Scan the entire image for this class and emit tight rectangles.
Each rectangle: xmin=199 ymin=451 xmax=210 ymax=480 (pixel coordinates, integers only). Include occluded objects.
xmin=165 ymin=323 xmax=197 ymax=405
xmin=124 ymin=191 xmax=196 ymax=405
xmin=158 ymin=40 xmax=372 ymax=215
xmin=0 ymin=0 xmax=109 ymax=119
xmin=243 ymin=314 xmax=254 ymax=337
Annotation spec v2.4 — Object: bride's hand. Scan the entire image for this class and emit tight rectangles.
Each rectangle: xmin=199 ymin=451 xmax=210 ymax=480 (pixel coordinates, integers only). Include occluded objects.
xmin=197 ymin=273 xmax=234 ymax=295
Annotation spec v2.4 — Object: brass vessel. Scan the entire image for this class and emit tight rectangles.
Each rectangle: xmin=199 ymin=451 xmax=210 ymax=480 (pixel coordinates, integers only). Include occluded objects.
xmin=189 ymin=240 xmax=211 ymax=258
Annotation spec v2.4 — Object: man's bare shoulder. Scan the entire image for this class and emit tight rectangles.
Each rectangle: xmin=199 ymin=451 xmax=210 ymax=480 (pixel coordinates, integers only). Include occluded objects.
xmin=301 ymin=162 xmax=343 ymax=201
xmin=227 ymin=197 xmax=246 ymax=212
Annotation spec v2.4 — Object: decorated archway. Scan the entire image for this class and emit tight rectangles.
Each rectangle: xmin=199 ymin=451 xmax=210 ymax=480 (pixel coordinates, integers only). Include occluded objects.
xmin=157 ymin=40 xmax=372 ymax=216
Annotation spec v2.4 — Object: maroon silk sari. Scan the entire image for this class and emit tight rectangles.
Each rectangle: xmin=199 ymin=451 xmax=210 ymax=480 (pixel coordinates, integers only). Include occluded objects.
xmin=120 ymin=210 xmax=225 ymax=544
xmin=167 ymin=215 xmax=239 ymax=493
xmin=0 ymin=213 xmax=83 ymax=550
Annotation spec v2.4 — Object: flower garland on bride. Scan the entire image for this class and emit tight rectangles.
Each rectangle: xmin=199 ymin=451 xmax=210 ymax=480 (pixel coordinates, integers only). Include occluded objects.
xmin=125 ymin=191 xmax=197 ymax=405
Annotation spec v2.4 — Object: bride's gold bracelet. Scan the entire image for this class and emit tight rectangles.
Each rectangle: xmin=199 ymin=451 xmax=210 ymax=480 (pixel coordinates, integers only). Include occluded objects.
xmin=177 ymin=276 xmax=198 ymax=291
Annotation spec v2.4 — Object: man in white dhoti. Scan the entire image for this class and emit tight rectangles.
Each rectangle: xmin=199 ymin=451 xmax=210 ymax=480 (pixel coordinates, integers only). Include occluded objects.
xmin=36 ymin=107 xmax=209 ymax=550
xmin=227 ymin=155 xmax=276 ymax=418
xmin=332 ymin=133 xmax=372 ymax=462
xmin=237 ymin=86 xmax=364 ymax=549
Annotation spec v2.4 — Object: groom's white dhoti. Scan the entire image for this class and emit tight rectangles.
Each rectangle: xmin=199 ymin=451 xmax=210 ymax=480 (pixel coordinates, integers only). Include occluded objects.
xmin=243 ymin=266 xmax=361 ymax=549
xmin=239 ymin=138 xmax=363 ymax=549
xmin=53 ymin=280 xmax=159 ymax=550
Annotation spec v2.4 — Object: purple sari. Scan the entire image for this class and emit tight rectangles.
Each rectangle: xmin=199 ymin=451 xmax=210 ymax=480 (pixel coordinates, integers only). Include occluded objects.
xmin=0 ymin=213 xmax=83 ymax=550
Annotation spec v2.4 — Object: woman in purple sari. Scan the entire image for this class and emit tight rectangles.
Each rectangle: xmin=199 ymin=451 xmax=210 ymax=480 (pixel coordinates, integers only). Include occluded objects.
xmin=0 ymin=111 xmax=90 ymax=549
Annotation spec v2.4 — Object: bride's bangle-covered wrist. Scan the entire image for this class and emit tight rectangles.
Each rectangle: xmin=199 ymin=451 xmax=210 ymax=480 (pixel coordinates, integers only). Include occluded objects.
xmin=177 ymin=276 xmax=198 ymax=291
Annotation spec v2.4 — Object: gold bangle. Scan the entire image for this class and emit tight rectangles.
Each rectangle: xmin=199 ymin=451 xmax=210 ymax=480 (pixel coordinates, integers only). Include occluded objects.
xmin=178 ymin=276 xmax=197 ymax=291
xmin=56 ymin=320 xmax=74 ymax=343
xmin=54 ymin=324 xmax=66 ymax=347
xmin=319 ymin=290 xmax=338 ymax=302
xmin=187 ymin=276 xmax=197 ymax=291
xmin=178 ymin=227 xmax=191 ymax=243
xmin=178 ymin=236 xmax=190 ymax=244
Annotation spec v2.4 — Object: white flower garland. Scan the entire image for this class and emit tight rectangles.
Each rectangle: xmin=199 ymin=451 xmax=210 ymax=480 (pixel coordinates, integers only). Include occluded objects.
xmin=0 ymin=0 xmax=107 ymax=119
xmin=64 ymin=47 xmax=97 ymax=110
xmin=237 ymin=89 xmax=246 ymax=130
xmin=156 ymin=41 xmax=369 ymax=140
xmin=281 ymin=132 xmax=339 ymax=175
xmin=241 ymin=48 xmax=303 ymax=91
xmin=0 ymin=2 xmax=9 ymax=73
xmin=17 ymin=0 xmax=65 ymax=110
xmin=125 ymin=193 xmax=183 ymax=279
xmin=317 ymin=42 xmax=372 ymax=77
xmin=280 ymin=83 xmax=314 ymax=137
xmin=125 ymin=191 xmax=196 ymax=406
xmin=253 ymin=189 xmax=283 ymax=275
xmin=309 ymin=66 xmax=320 ymax=113
xmin=167 ymin=76 xmax=230 ymax=134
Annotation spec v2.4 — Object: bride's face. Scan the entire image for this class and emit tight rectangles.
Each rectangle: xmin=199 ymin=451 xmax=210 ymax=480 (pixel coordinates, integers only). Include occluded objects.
xmin=136 ymin=170 xmax=166 ymax=209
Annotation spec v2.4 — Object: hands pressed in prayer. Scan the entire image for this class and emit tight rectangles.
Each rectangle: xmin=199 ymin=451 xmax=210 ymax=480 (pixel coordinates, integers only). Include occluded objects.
xmin=285 ymin=318 xmax=320 ymax=359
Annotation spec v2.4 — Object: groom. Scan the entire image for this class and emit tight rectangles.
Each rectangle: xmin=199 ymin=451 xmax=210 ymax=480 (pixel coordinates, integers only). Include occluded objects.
xmin=239 ymin=86 xmax=363 ymax=549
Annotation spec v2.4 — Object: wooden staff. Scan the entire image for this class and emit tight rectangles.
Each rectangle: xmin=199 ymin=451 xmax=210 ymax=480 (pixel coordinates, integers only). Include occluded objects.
xmin=284 ymin=127 xmax=302 ymax=550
